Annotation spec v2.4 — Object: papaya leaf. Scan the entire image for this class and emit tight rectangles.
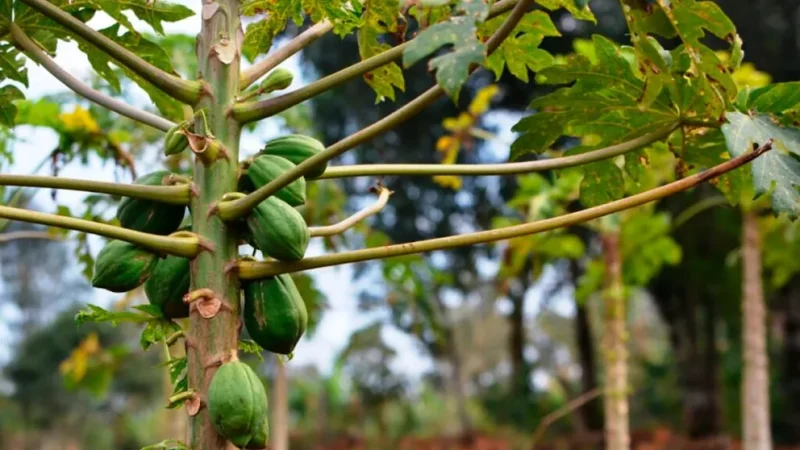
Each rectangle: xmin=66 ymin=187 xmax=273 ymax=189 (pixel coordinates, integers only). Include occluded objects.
xmin=0 ymin=85 xmax=23 ymax=127
xmin=621 ymin=211 xmax=681 ymax=285
xmin=478 ymin=11 xmax=560 ymax=82
xmin=13 ymin=1 xmax=97 ymax=53
xmin=510 ymin=36 xmax=678 ymax=206
xmin=140 ymin=318 xmax=181 ymax=350
xmin=75 ymin=304 xmax=154 ymax=326
xmin=745 ymin=82 xmax=800 ymax=121
xmin=0 ymin=44 xmax=27 ymax=86
xmin=302 ymin=0 xmax=360 ymax=35
xmin=536 ymin=0 xmax=596 ymax=22
xmin=358 ymin=0 xmax=405 ymax=102
xmin=242 ymin=0 xmax=303 ymax=61
xmin=722 ymin=112 xmax=800 ymax=218
xmin=680 ymin=128 xmax=747 ymax=204
xmin=238 ymin=339 xmax=265 ymax=360
xmin=93 ymin=0 xmax=194 ymax=36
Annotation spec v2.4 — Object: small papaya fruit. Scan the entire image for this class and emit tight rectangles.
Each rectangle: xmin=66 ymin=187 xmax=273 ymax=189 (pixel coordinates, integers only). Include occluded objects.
xmin=164 ymin=121 xmax=190 ymax=156
xmin=244 ymin=274 xmax=308 ymax=355
xmin=246 ymin=196 xmax=309 ymax=261
xmin=258 ymin=67 xmax=293 ymax=93
xmin=144 ymin=254 xmax=190 ymax=319
xmin=117 ymin=171 xmax=186 ymax=235
xmin=208 ymin=360 xmax=269 ymax=449
xmin=92 ymin=240 xmax=157 ymax=292
xmin=246 ymin=155 xmax=306 ymax=206
xmin=258 ymin=134 xmax=327 ymax=179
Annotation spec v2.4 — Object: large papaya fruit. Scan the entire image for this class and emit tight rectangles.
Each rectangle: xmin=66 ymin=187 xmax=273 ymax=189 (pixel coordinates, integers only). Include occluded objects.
xmin=246 ymin=155 xmax=306 ymax=206
xmin=117 ymin=171 xmax=186 ymax=235
xmin=144 ymin=254 xmax=190 ymax=319
xmin=244 ymin=274 xmax=308 ymax=355
xmin=92 ymin=240 xmax=157 ymax=292
xmin=258 ymin=134 xmax=327 ymax=179
xmin=246 ymin=196 xmax=309 ymax=261
xmin=208 ymin=360 xmax=269 ymax=449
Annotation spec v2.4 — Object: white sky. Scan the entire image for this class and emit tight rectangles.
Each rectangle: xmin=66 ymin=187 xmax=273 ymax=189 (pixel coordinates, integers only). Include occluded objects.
xmin=0 ymin=2 xmax=570 ymax=384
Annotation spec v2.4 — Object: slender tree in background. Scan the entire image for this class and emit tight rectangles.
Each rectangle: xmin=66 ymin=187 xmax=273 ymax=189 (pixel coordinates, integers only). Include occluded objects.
xmin=0 ymin=1 xmax=798 ymax=450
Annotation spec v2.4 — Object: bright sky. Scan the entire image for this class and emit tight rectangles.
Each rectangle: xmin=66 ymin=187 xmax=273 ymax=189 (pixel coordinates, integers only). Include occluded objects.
xmin=0 ymin=1 xmax=568 ymax=384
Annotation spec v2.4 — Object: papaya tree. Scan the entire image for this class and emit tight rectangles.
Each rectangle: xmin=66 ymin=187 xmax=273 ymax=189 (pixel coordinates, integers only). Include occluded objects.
xmin=0 ymin=0 xmax=797 ymax=449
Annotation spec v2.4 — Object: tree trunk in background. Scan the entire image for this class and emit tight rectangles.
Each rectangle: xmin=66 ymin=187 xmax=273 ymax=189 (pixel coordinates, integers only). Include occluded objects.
xmin=601 ymin=232 xmax=629 ymax=450
xmin=576 ymin=299 xmax=604 ymax=431
xmin=509 ymin=289 xmax=528 ymax=394
xmin=782 ymin=278 xmax=800 ymax=444
xmin=272 ymin=359 xmax=289 ymax=450
xmin=742 ymin=212 xmax=772 ymax=450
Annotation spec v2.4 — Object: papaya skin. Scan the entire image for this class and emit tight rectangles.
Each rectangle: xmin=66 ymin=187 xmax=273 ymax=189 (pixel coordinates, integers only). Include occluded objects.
xmin=257 ymin=134 xmax=327 ymax=179
xmin=117 ymin=171 xmax=186 ymax=235
xmin=244 ymin=274 xmax=308 ymax=355
xmin=246 ymin=154 xmax=306 ymax=206
xmin=144 ymin=254 xmax=190 ymax=319
xmin=207 ymin=360 xmax=269 ymax=449
xmin=92 ymin=240 xmax=157 ymax=293
xmin=246 ymin=196 xmax=309 ymax=262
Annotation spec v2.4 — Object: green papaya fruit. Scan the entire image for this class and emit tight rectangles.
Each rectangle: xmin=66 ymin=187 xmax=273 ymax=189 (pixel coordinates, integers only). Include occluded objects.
xmin=164 ymin=121 xmax=189 ymax=156
xmin=144 ymin=254 xmax=190 ymax=319
xmin=208 ymin=360 xmax=269 ymax=449
xmin=117 ymin=171 xmax=186 ymax=235
xmin=246 ymin=155 xmax=306 ymax=206
xmin=92 ymin=240 xmax=157 ymax=292
xmin=246 ymin=196 xmax=309 ymax=261
xmin=244 ymin=274 xmax=308 ymax=355
xmin=258 ymin=134 xmax=327 ymax=179
xmin=258 ymin=67 xmax=293 ymax=93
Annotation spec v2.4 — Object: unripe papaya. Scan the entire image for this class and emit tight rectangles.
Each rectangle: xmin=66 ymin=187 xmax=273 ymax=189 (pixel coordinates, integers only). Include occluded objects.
xmin=92 ymin=240 xmax=157 ymax=292
xmin=246 ymin=196 xmax=309 ymax=261
xmin=259 ymin=67 xmax=293 ymax=93
xmin=258 ymin=134 xmax=327 ymax=179
xmin=208 ymin=360 xmax=269 ymax=449
xmin=246 ymin=155 xmax=306 ymax=206
xmin=144 ymin=254 xmax=190 ymax=319
xmin=164 ymin=121 xmax=189 ymax=156
xmin=117 ymin=171 xmax=186 ymax=235
xmin=244 ymin=274 xmax=308 ymax=355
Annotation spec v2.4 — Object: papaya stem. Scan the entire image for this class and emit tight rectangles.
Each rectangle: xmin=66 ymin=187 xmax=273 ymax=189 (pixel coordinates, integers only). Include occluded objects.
xmin=168 ymin=390 xmax=197 ymax=406
xmin=184 ymin=288 xmax=216 ymax=303
xmin=9 ymin=24 xmax=176 ymax=132
xmin=19 ymin=0 xmax=205 ymax=104
xmin=230 ymin=0 xmax=521 ymax=124
xmin=240 ymin=20 xmax=333 ymax=89
xmin=0 ymin=204 xmax=203 ymax=257
xmin=236 ymin=142 xmax=771 ymax=278
xmin=0 ymin=174 xmax=191 ymax=205
xmin=309 ymin=186 xmax=392 ymax=237
xmin=316 ymin=123 xmax=679 ymax=179
xmin=165 ymin=330 xmax=185 ymax=347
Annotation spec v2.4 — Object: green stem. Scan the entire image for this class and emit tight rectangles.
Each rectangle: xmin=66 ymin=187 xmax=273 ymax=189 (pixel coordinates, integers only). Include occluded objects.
xmin=0 ymin=174 xmax=191 ymax=204
xmin=230 ymin=0 xmax=520 ymax=124
xmin=308 ymin=186 xmax=391 ymax=237
xmin=168 ymin=390 xmax=196 ymax=406
xmin=318 ymin=124 xmax=678 ymax=179
xmin=19 ymin=0 xmax=205 ymax=105
xmin=671 ymin=195 xmax=730 ymax=231
xmin=10 ymin=24 xmax=175 ymax=132
xmin=0 ymin=205 xmax=202 ymax=257
xmin=240 ymin=20 xmax=334 ymax=89
xmin=237 ymin=142 xmax=770 ymax=279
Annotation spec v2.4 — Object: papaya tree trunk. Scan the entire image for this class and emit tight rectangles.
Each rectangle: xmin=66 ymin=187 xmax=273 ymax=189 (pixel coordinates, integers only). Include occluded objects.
xmin=741 ymin=211 xmax=772 ymax=450
xmin=187 ymin=2 xmax=243 ymax=449
xmin=601 ymin=231 xmax=629 ymax=450
xmin=272 ymin=358 xmax=289 ymax=450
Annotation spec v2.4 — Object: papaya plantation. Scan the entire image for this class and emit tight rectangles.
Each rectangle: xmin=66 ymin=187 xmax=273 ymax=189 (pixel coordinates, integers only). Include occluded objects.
xmin=0 ymin=0 xmax=799 ymax=449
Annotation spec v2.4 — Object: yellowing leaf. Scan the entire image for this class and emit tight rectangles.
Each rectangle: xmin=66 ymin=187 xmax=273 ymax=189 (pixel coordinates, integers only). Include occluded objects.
xmin=433 ymin=175 xmax=463 ymax=190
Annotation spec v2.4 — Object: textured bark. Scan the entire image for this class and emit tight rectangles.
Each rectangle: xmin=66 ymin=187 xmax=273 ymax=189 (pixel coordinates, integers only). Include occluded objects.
xmin=272 ymin=360 xmax=289 ymax=450
xmin=741 ymin=212 xmax=772 ymax=450
xmin=601 ymin=232 xmax=629 ymax=450
xmin=187 ymin=2 xmax=243 ymax=449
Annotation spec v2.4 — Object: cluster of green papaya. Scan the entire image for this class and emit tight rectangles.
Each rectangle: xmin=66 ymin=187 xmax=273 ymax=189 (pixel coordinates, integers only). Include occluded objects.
xmin=92 ymin=170 xmax=191 ymax=319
